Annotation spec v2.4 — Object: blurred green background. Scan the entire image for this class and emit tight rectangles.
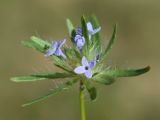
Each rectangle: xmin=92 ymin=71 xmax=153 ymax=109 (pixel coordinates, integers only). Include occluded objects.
xmin=0 ymin=0 xmax=159 ymax=120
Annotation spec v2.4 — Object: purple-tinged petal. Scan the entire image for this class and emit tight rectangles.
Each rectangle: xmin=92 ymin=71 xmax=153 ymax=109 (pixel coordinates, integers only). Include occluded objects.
xmin=45 ymin=49 xmax=55 ymax=57
xmin=45 ymin=45 xmax=57 ymax=57
xmin=54 ymin=48 xmax=66 ymax=58
xmin=85 ymin=69 xmax=92 ymax=78
xmin=59 ymin=50 xmax=67 ymax=59
xmin=74 ymin=35 xmax=85 ymax=49
xmin=91 ymin=27 xmax=101 ymax=35
xmin=90 ymin=61 xmax=96 ymax=69
xmin=51 ymin=41 xmax=58 ymax=48
xmin=81 ymin=56 xmax=89 ymax=66
xmin=58 ymin=39 xmax=66 ymax=47
xmin=87 ymin=22 xmax=93 ymax=32
xmin=74 ymin=66 xmax=86 ymax=74
xmin=76 ymin=27 xmax=82 ymax=36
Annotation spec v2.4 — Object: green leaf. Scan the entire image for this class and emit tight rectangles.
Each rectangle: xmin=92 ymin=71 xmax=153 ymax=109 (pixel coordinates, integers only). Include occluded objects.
xmin=22 ymin=79 xmax=77 ymax=107
xmin=81 ymin=16 xmax=89 ymax=54
xmin=84 ymin=81 xmax=97 ymax=101
xmin=101 ymin=24 xmax=117 ymax=61
xmin=90 ymin=15 xmax=101 ymax=51
xmin=66 ymin=19 xmax=74 ymax=37
xmin=93 ymin=66 xmax=150 ymax=85
xmin=52 ymin=56 xmax=74 ymax=73
xmin=93 ymin=74 xmax=115 ymax=85
xmin=32 ymin=72 xmax=73 ymax=78
xmin=11 ymin=72 xmax=73 ymax=82
xmin=64 ymin=48 xmax=81 ymax=60
xmin=11 ymin=76 xmax=47 ymax=82
xmin=66 ymin=18 xmax=76 ymax=44
xmin=22 ymin=36 xmax=50 ymax=53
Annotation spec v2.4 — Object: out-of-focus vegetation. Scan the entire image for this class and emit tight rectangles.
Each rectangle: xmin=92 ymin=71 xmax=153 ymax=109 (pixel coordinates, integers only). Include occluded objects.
xmin=0 ymin=0 xmax=159 ymax=120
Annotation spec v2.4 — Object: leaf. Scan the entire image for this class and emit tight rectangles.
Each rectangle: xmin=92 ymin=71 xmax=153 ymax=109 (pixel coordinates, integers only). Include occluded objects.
xmin=11 ymin=76 xmax=47 ymax=82
xmin=32 ymin=72 xmax=73 ymax=78
xmin=22 ymin=79 xmax=77 ymax=107
xmin=66 ymin=18 xmax=77 ymax=44
xmin=93 ymin=74 xmax=115 ymax=85
xmin=90 ymin=15 xmax=101 ymax=51
xmin=93 ymin=66 xmax=150 ymax=85
xmin=66 ymin=19 xmax=74 ymax=37
xmin=81 ymin=16 xmax=89 ymax=48
xmin=22 ymin=36 xmax=50 ymax=53
xmin=84 ymin=81 xmax=97 ymax=101
xmin=64 ymin=48 xmax=81 ymax=60
xmin=11 ymin=72 xmax=73 ymax=82
xmin=52 ymin=56 xmax=74 ymax=73
xmin=101 ymin=24 xmax=117 ymax=61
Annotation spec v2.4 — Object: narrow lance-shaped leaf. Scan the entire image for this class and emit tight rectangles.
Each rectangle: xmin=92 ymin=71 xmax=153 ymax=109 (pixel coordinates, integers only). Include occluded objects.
xmin=81 ymin=16 xmax=89 ymax=45
xmin=52 ymin=56 xmax=74 ymax=73
xmin=32 ymin=72 xmax=74 ymax=78
xmin=81 ymin=16 xmax=89 ymax=56
xmin=101 ymin=24 xmax=117 ymax=61
xmin=11 ymin=72 xmax=73 ymax=82
xmin=22 ymin=36 xmax=50 ymax=53
xmin=93 ymin=66 xmax=150 ymax=85
xmin=84 ymin=80 xmax=97 ymax=101
xmin=90 ymin=15 xmax=101 ymax=51
xmin=11 ymin=76 xmax=47 ymax=82
xmin=22 ymin=79 xmax=78 ymax=107
xmin=66 ymin=18 xmax=77 ymax=44
xmin=66 ymin=19 xmax=74 ymax=37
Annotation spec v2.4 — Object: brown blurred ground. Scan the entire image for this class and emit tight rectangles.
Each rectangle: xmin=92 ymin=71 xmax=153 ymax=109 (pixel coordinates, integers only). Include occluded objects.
xmin=0 ymin=0 xmax=159 ymax=120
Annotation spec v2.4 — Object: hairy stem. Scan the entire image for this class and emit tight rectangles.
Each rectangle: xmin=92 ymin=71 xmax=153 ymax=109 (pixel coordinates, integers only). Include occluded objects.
xmin=80 ymin=80 xmax=86 ymax=120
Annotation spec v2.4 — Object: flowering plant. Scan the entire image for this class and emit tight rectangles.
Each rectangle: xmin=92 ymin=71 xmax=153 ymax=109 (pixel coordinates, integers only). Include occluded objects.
xmin=11 ymin=15 xmax=150 ymax=120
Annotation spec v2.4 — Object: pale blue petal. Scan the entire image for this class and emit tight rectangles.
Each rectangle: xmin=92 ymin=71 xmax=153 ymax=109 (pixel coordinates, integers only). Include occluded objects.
xmin=54 ymin=49 xmax=66 ymax=58
xmin=91 ymin=27 xmax=101 ymax=35
xmin=81 ymin=56 xmax=89 ymax=66
xmin=76 ymin=27 xmax=82 ymax=36
xmin=58 ymin=39 xmax=66 ymax=47
xmin=90 ymin=61 xmax=96 ymax=69
xmin=85 ymin=69 xmax=92 ymax=78
xmin=51 ymin=41 xmax=58 ymax=48
xmin=87 ymin=22 xmax=93 ymax=32
xmin=74 ymin=35 xmax=85 ymax=49
xmin=45 ymin=48 xmax=56 ymax=57
xmin=74 ymin=66 xmax=85 ymax=74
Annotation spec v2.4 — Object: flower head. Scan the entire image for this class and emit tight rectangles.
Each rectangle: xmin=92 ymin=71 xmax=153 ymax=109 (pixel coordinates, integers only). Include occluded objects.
xmin=12 ymin=15 xmax=150 ymax=106
xmin=45 ymin=39 xmax=66 ymax=58
xmin=87 ymin=22 xmax=101 ymax=40
xmin=74 ymin=35 xmax=85 ymax=50
xmin=74 ymin=56 xmax=95 ymax=78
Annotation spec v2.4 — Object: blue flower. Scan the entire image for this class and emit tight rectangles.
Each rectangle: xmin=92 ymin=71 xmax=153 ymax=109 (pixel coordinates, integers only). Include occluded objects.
xmin=74 ymin=22 xmax=101 ymax=50
xmin=74 ymin=56 xmax=95 ymax=78
xmin=74 ymin=35 xmax=85 ymax=50
xmin=87 ymin=22 xmax=101 ymax=40
xmin=76 ymin=27 xmax=83 ymax=36
xmin=45 ymin=39 xmax=66 ymax=58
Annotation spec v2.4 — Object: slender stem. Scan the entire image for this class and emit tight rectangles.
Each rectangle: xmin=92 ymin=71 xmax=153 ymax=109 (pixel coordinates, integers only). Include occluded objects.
xmin=80 ymin=80 xmax=86 ymax=120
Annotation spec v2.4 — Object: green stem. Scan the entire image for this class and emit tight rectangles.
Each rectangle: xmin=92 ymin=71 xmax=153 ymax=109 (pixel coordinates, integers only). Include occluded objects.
xmin=80 ymin=80 xmax=86 ymax=120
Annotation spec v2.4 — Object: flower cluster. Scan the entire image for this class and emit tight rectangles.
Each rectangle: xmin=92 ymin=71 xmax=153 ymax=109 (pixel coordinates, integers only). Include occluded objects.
xmin=11 ymin=15 xmax=150 ymax=106
xmin=45 ymin=21 xmax=101 ymax=79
